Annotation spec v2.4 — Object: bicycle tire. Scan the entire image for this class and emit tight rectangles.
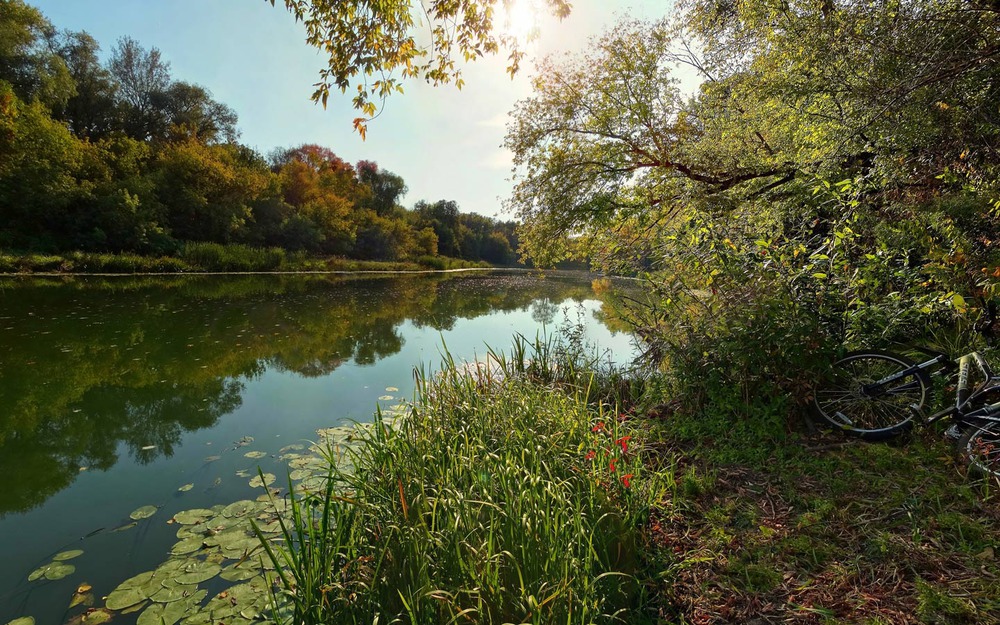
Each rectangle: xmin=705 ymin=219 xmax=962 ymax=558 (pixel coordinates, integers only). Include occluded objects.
xmin=811 ymin=350 xmax=930 ymax=440
xmin=957 ymin=422 xmax=1000 ymax=480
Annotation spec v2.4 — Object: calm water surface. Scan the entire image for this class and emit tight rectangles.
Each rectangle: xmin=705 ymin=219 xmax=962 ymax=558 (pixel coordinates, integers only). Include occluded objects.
xmin=0 ymin=271 xmax=634 ymax=624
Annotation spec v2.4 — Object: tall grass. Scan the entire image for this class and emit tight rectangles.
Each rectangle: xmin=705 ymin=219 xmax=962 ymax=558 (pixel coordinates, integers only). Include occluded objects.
xmin=180 ymin=242 xmax=287 ymax=271
xmin=255 ymin=336 xmax=658 ymax=624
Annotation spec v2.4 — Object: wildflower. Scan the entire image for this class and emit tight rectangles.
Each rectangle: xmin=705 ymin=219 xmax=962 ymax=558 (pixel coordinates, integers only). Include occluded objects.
xmin=615 ymin=436 xmax=632 ymax=454
xmin=621 ymin=474 xmax=633 ymax=488
xmin=609 ymin=458 xmax=617 ymax=472
xmin=591 ymin=421 xmax=605 ymax=433
xmin=584 ymin=450 xmax=596 ymax=461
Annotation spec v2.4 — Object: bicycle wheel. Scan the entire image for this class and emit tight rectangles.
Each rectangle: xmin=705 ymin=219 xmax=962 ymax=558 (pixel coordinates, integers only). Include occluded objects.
xmin=811 ymin=350 xmax=930 ymax=440
xmin=958 ymin=422 xmax=1000 ymax=480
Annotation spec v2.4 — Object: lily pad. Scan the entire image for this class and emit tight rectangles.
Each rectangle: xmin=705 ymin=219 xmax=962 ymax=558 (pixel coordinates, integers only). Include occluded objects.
xmin=175 ymin=561 xmax=221 ymax=584
xmin=173 ymin=508 xmax=214 ymax=525
xmin=80 ymin=609 xmax=112 ymax=624
xmin=27 ymin=566 xmax=48 ymax=582
xmin=149 ymin=584 xmax=193 ymax=604
xmin=248 ymin=473 xmax=275 ymax=488
xmin=170 ymin=536 xmax=206 ymax=555
xmin=385 ymin=386 xmax=399 ymax=392
xmin=105 ymin=571 xmax=156 ymax=610
xmin=177 ymin=483 xmax=194 ymax=492
xmin=203 ymin=455 xmax=221 ymax=463
xmin=44 ymin=562 xmax=75 ymax=580
xmin=243 ymin=451 xmax=266 ymax=459
xmin=53 ymin=549 xmax=84 ymax=561
xmin=112 ymin=522 xmax=137 ymax=532
xmin=222 ymin=500 xmax=256 ymax=518
xmin=137 ymin=589 xmax=205 ymax=625
xmin=5 ymin=618 xmax=35 ymax=625
xmin=219 ymin=565 xmax=258 ymax=582
xmin=130 ymin=505 xmax=158 ymax=520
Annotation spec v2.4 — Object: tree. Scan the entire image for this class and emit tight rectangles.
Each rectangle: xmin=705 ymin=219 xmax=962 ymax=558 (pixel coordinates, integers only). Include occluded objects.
xmin=54 ymin=31 xmax=118 ymax=139
xmin=0 ymin=81 xmax=85 ymax=249
xmin=273 ymin=145 xmax=367 ymax=254
xmin=357 ymin=160 xmax=407 ymax=216
xmin=504 ymin=0 xmax=1000 ymax=416
xmin=149 ymin=81 xmax=239 ymax=144
xmin=0 ymin=0 xmax=74 ymax=109
xmin=267 ymin=0 xmax=572 ymax=135
xmin=153 ymin=140 xmax=272 ymax=242
xmin=108 ymin=36 xmax=172 ymax=140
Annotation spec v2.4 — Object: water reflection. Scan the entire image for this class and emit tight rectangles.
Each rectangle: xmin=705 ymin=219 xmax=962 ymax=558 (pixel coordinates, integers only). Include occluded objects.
xmin=0 ymin=272 xmax=597 ymax=516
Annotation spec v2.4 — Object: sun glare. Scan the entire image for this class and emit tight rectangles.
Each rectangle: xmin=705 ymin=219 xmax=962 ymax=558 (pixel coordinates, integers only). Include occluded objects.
xmin=501 ymin=0 xmax=539 ymax=43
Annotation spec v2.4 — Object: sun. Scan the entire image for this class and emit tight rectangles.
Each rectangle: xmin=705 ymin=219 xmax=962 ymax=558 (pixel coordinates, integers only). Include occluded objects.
xmin=500 ymin=0 xmax=539 ymax=44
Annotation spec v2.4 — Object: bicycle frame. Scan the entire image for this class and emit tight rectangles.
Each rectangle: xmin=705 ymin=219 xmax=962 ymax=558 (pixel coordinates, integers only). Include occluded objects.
xmin=911 ymin=351 xmax=1000 ymax=427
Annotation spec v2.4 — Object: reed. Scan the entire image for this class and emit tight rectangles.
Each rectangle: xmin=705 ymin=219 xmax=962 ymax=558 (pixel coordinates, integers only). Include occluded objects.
xmin=255 ymin=336 xmax=659 ymax=624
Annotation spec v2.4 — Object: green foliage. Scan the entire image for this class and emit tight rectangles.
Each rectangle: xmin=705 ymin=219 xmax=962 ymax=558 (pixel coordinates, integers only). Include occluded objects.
xmin=256 ymin=337 xmax=656 ymax=623
xmin=504 ymin=0 xmax=1000 ymax=432
xmin=0 ymin=5 xmax=525 ymax=269
xmin=267 ymin=0 xmax=572 ymax=134
xmin=180 ymin=242 xmax=286 ymax=272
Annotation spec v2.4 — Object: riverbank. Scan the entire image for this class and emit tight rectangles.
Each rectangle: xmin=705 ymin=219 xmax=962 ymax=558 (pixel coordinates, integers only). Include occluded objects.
xmin=0 ymin=244 xmax=497 ymax=275
xmin=247 ymin=337 xmax=1000 ymax=624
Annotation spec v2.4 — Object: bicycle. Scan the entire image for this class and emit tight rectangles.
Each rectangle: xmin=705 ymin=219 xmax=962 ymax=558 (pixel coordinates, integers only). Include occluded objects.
xmin=811 ymin=347 xmax=1000 ymax=480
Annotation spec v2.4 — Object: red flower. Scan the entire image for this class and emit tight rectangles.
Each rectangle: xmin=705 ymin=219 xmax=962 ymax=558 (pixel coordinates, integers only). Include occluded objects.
xmin=615 ymin=436 xmax=632 ymax=454
xmin=584 ymin=450 xmax=596 ymax=461
xmin=591 ymin=421 xmax=605 ymax=433
xmin=609 ymin=458 xmax=618 ymax=472
xmin=621 ymin=474 xmax=634 ymax=488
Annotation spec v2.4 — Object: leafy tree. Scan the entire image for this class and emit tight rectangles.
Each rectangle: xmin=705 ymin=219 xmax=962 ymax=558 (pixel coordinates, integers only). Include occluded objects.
xmin=357 ymin=160 xmax=407 ymax=216
xmin=108 ymin=36 xmax=172 ymax=140
xmin=414 ymin=199 xmax=461 ymax=257
xmin=0 ymin=81 xmax=85 ymax=249
xmin=273 ymin=144 xmax=367 ymax=254
xmin=53 ymin=31 xmax=118 ymax=139
xmin=267 ymin=0 xmax=571 ymax=135
xmin=0 ymin=0 xmax=74 ymax=109
xmin=154 ymin=140 xmax=272 ymax=243
xmin=504 ymin=0 xmax=1000 ymax=419
xmin=148 ymin=81 xmax=239 ymax=144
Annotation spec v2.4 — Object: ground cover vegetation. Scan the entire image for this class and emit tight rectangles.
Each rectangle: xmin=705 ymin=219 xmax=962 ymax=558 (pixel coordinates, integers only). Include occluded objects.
xmin=0 ymin=0 xmax=521 ymax=269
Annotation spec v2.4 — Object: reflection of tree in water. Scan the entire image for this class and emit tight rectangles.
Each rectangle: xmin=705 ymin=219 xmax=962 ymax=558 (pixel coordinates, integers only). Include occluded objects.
xmin=0 ymin=272 xmax=599 ymax=515
xmin=531 ymin=298 xmax=560 ymax=326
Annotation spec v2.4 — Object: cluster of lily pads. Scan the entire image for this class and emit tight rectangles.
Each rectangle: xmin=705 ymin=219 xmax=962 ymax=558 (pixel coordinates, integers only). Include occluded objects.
xmin=8 ymin=403 xmax=406 ymax=625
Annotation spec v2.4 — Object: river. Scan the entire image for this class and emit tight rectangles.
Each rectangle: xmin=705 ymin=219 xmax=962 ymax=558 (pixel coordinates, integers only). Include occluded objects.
xmin=0 ymin=271 xmax=635 ymax=625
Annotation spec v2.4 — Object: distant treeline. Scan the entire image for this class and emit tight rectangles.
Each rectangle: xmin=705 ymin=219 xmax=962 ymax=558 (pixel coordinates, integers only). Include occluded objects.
xmin=0 ymin=0 xmax=521 ymax=265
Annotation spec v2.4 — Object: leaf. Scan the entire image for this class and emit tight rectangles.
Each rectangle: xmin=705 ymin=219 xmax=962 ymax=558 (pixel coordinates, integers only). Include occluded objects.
xmin=130 ymin=505 xmax=158 ymax=520
xmin=68 ymin=591 xmax=94 ymax=609
xmin=53 ymin=549 xmax=84 ymax=561
xmin=105 ymin=571 xmax=156 ymax=610
xmin=177 ymin=483 xmax=194 ymax=492
xmin=248 ymin=473 xmax=276 ymax=488
xmin=4 ymin=618 xmax=35 ymax=625
xmin=44 ymin=563 xmax=75 ymax=580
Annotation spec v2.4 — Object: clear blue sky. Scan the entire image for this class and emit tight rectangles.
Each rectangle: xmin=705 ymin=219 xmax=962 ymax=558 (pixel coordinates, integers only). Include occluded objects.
xmin=30 ymin=0 xmax=670 ymax=219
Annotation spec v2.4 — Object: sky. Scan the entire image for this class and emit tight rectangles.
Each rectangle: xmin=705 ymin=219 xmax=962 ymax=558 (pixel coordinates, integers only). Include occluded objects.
xmin=30 ymin=0 xmax=672 ymax=219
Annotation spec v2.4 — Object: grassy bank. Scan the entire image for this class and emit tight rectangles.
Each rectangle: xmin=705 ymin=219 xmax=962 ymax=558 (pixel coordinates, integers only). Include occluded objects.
xmin=0 ymin=243 xmax=495 ymax=274
xmin=257 ymin=333 xmax=1000 ymax=624
xmin=255 ymin=338 xmax=661 ymax=624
